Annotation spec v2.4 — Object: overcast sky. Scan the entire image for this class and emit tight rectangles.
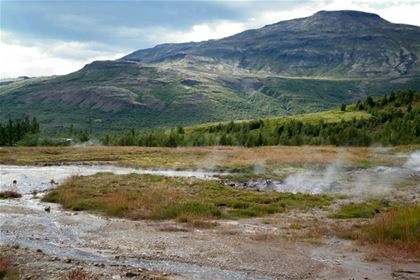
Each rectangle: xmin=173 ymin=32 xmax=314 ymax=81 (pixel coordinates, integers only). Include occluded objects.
xmin=1 ymin=0 xmax=420 ymax=78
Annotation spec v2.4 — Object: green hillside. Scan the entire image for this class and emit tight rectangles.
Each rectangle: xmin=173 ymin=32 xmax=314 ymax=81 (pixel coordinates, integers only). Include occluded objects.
xmin=1 ymin=65 xmax=418 ymax=134
xmin=103 ymin=90 xmax=420 ymax=147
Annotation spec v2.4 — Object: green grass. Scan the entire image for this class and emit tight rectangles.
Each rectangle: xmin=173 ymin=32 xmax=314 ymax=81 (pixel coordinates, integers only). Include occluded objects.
xmin=330 ymin=199 xmax=391 ymax=219
xmin=279 ymin=109 xmax=371 ymax=124
xmin=42 ymin=173 xmax=333 ymax=221
xmin=187 ymin=108 xmax=371 ymax=131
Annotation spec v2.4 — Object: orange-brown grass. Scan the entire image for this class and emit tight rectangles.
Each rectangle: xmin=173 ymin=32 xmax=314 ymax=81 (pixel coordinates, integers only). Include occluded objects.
xmin=0 ymin=145 xmax=412 ymax=171
xmin=284 ymin=218 xmax=333 ymax=244
xmin=43 ymin=173 xmax=332 ymax=221
xmin=353 ymin=205 xmax=420 ymax=259
xmin=0 ymin=256 xmax=10 ymax=278
xmin=0 ymin=256 xmax=19 ymax=279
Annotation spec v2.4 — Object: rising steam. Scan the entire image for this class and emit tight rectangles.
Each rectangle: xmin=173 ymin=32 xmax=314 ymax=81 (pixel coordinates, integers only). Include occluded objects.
xmin=270 ymin=150 xmax=420 ymax=195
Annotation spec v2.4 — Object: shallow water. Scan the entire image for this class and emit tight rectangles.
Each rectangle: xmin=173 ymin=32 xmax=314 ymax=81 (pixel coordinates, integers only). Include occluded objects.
xmin=0 ymin=165 xmax=228 ymax=194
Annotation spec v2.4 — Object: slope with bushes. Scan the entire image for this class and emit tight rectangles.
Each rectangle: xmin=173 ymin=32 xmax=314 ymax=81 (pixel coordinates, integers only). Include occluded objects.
xmin=103 ymin=90 xmax=420 ymax=147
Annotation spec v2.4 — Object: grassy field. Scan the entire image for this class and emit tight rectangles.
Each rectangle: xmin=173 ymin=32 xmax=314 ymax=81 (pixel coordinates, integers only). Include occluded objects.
xmin=353 ymin=205 xmax=420 ymax=258
xmin=185 ymin=108 xmax=371 ymax=131
xmin=43 ymin=173 xmax=332 ymax=222
xmin=0 ymin=145 xmax=415 ymax=172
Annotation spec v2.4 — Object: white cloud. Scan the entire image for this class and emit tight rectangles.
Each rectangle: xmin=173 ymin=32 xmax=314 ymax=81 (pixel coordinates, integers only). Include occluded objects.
xmin=0 ymin=31 xmax=125 ymax=78
xmin=147 ymin=21 xmax=246 ymax=44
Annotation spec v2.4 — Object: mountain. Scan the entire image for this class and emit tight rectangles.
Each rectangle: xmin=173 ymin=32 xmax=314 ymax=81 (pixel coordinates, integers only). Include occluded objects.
xmin=1 ymin=10 xmax=420 ymax=133
xmin=122 ymin=10 xmax=420 ymax=78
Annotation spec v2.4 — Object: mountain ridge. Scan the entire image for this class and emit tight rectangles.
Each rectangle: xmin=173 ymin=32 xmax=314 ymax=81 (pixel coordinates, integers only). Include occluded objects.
xmin=121 ymin=10 xmax=420 ymax=78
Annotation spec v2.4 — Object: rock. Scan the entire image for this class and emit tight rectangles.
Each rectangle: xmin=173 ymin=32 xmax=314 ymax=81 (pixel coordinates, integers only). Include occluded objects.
xmin=112 ymin=275 xmax=121 ymax=280
xmin=64 ymin=258 xmax=71 ymax=263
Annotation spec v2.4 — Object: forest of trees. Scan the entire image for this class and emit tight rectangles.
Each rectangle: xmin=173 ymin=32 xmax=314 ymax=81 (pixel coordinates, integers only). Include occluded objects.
xmin=102 ymin=90 xmax=420 ymax=147
xmin=0 ymin=117 xmax=40 ymax=146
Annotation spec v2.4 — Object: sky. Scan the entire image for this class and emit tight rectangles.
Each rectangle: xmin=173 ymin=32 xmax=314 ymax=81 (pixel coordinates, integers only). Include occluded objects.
xmin=1 ymin=0 xmax=420 ymax=78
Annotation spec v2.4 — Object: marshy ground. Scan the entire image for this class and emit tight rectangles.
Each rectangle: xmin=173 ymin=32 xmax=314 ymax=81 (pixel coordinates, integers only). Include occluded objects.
xmin=0 ymin=145 xmax=419 ymax=279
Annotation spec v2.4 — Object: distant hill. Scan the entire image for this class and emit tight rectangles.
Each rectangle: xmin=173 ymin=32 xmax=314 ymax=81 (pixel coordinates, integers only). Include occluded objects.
xmin=1 ymin=10 xmax=420 ymax=133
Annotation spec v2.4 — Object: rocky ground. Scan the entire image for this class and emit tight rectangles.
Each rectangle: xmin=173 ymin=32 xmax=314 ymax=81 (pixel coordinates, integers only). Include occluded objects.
xmin=1 ymin=245 xmax=171 ymax=280
xmin=1 ymin=200 xmax=419 ymax=280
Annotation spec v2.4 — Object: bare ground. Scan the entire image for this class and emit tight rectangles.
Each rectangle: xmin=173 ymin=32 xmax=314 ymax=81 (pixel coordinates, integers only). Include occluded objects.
xmin=1 ymin=200 xmax=419 ymax=280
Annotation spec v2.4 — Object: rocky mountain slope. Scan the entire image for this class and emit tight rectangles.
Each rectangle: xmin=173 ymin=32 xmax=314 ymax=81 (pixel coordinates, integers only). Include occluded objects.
xmin=122 ymin=10 xmax=420 ymax=78
xmin=1 ymin=10 xmax=420 ymax=133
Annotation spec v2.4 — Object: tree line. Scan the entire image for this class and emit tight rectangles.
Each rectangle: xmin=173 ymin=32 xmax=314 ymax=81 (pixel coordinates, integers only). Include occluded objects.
xmin=102 ymin=90 xmax=420 ymax=147
xmin=0 ymin=117 xmax=40 ymax=146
